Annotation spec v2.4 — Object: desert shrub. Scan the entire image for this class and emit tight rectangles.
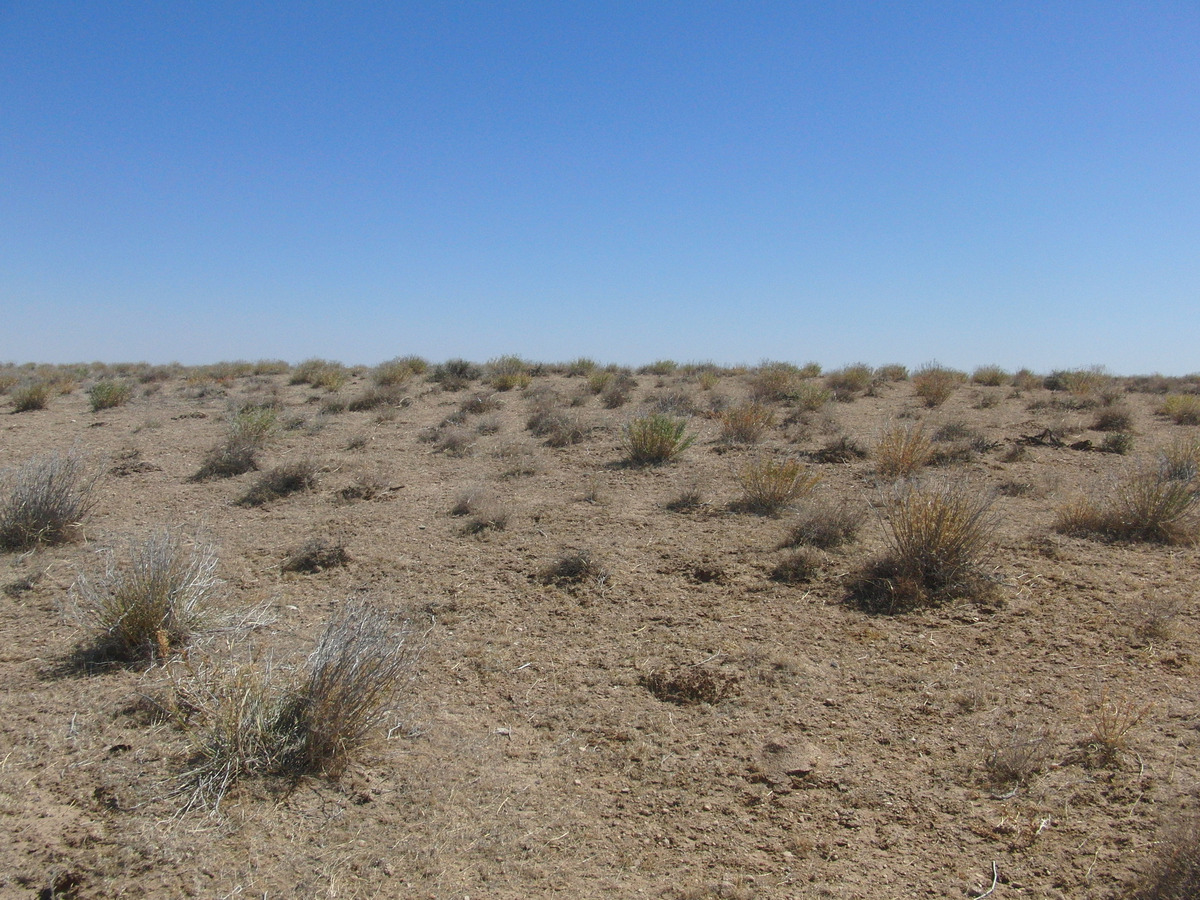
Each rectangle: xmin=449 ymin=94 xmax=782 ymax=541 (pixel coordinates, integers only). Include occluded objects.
xmin=1083 ymin=691 xmax=1152 ymax=767
xmin=876 ymin=421 xmax=933 ymax=477
xmin=984 ymin=724 xmax=1055 ymax=788
xmin=601 ymin=373 xmax=638 ymax=408
xmin=89 ymin=379 xmax=134 ymax=411
xmin=291 ymin=358 xmax=348 ymax=391
xmin=875 ymin=363 xmax=909 ymax=382
xmin=736 ymin=456 xmax=820 ymax=514
xmin=252 ymin=359 xmax=290 ymax=376
xmin=810 ymin=434 xmax=868 ymax=464
xmin=770 ymin=548 xmax=825 ymax=584
xmin=825 ymin=364 xmax=874 ymax=399
xmin=192 ymin=405 xmax=278 ymax=480
xmin=538 ymin=549 xmax=607 ymax=587
xmin=784 ymin=497 xmax=866 ymax=549
xmin=665 ymin=481 xmax=705 ymax=512
xmin=282 ymin=538 xmax=350 ymax=573
xmin=1101 ymin=432 xmax=1135 ymax=455
xmin=971 ymin=365 xmax=1010 ymax=387
xmin=1131 ymin=812 xmax=1200 ymax=900
xmin=697 ymin=371 xmax=720 ymax=391
xmin=182 ymin=601 xmax=418 ymax=808
xmin=71 ymin=529 xmax=220 ymax=663
xmin=372 ymin=357 xmax=417 ymax=387
xmin=586 ymin=370 xmax=614 ymax=394
xmin=461 ymin=391 xmax=502 ymax=415
xmin=1160 ymin=435 xmax=1200 ymax=481
xmin=450 ymin=489 xmax=510 ymax=533
xmin=790 ymin=382 xmax=831 ymax=412
xmin=1011 ymin=368 xmax=1042 ymax=392
xmin=11 ymin=380 xmax=53 ymax=412
xmin=1056 ymin=467 xmax=1199 ymax=544
xmin=641 ymin=667 xmax=736 ymax=705
xmin=1093 ymin=405 xmax=1134 ymax=431
xmin=749 ymin=362 xmax=802 ymax=402
xmin=527 ymin=407 xmax=588 ymax=447
xmin=850 ymin=477 xmax=998 ymax=613
xmin=237 ymin=459 xmax=320 ymax=506
xmin=912 ymin=364 xmax=962 ymax=407
xmin=649 ymin=389 xmax=699 ymax=417
xmin=429 ymin=358 xmax=481 ymax=390
xmin=1160 ymin=394 xmax=1200 ymax=426
xmin=434 ymin=427 xmax=475 ymax=456
xmin=486 ymin=355 xmax=533 ymax=391
xmin=0 ymin=449 xmax=99 ymax=550
xmin=565 ymin=357 xmax=598 ymax=376
xmin=624 ymin=414 xmax=694 ymax=465
xmin=640 ymin=359 xmax=678 ymax=376
xmin=1048 ymin=366 xmax=1111 ymax=397
xmin=347 ymin=385 xmax=404 ymax=411
xmin=720 ymin=402 xmax=775 ymax=444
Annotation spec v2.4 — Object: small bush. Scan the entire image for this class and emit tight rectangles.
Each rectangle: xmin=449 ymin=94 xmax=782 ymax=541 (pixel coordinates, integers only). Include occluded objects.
xmin=624 ymin=414 xmax=694 ymax=465
xmin=876 ymin=421 xmax=932 ymax=477
xmin=11 ymin=380 xmax=53 ymax=412
xmin=601 ymin=373 xmax=638 ymax=408
xmin=736 ymin=456 xmax=821 ymax=514
xmin=192 ymin=406 xmax=278 ymax=480
xmin=1132 ymin=812 xmax=1200 ymax=900
xmin=640 ymin=359 xmax=678 ymax=376
xmin=372 ymin=357 xmax=417 ymax=387
xmin=1160 ymin=394 xmax=1200 ymax=426
xmin=451 ymin=489 xmax=510 ymax=534
xmin=538 ymin=549 xmax=607 ymax=587
xmin=770 ymin=548 xmax=825 ymax=584
xmin=810 ymin=434 xmax=868 ymax=464
xmin=825 ymin=364 xmax=874 ymax=399
xmin=1056 ymin=467 xmax=1199 ymax=544
xmin=71 ymin=530 xmax=220 ymax=663
xmin=238 ymin=460 xmax=320 ymax=507
xmin=347 ymin=385 xmax=404 ymax=412
xmin=282 ymin=538 xmax=350 ymax=573
xmin=1101 ymin=432 xmax=1135 ymax=455
xmin=1083 ymin=691 xmax=1152 ymax=767
xmin=749 ymin=362 xmax=802 ymax=402
xmin=971 ymin=365 xmax=1010 ymax=387
xmin=434 ymin=427 xmax=475 ymax=456
xmin=850 ymin=477 xmax=998 ymax=613
xmin=720 ymin=403 xmax=775 ymax=444
xmin=1093 ymin=405 xmax=1134 ymax=431
xmin=1160 ymin=435 xmax=1200 ymax=481
xmin=784 ymin=497 xmax=866 ymax=549
xmin=430 ymin=358 xmax=481 ymax=390
xmin=912 ymin=364 xmax=962 ymax=407
xmin=984 ymin=724 xmax=1055 ymax=788
xmin=89 ymin=379 xmax=134 ymax=411
xmin=0 ymin=449 xmax=98 ymax=550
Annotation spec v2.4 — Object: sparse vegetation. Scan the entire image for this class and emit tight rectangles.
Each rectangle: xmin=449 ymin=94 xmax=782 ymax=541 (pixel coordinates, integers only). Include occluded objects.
xmin=282 ymin=537 xmax=350 ymax=573
xmin=641 ymin=666 xmax=737 ymax=705
xmin=736 ymin=456 xmax=820 ymax=514
xmin=238 ymin=459 xmax=320 ymax=506
xmin=984 ymin=723 xmax=1055 ymax=788
xmin=192 ymin=405 xmax=278 ymax=479
xmin=1131 ymin=812 xmax=1200 ymax=900
xmin=1056 ymin=466 xmax=1199 ymax=544
xmin=912 ymin=364 xmax=963 ymax=407
xmin=876 ymin=420 xmax=933 ymax=477
xmin=719 ymin=402 xmax=775 ymax=444
xmin=70 ymin=529 xmax=220 ymax=663
xmin=11 ymin=380 xmax=53 ymax=412
xmin=538 ymin=549 xmax=607 ymax=587
xmin=784 ymin=496 xmax=865 ymax=549
xmin=1160 ymin=394 xmax=1200 ymax=425
xmin=0 ymin=448 xmax=98 ymax=550
xmin=971 ymin=365 xmax=1009 ymax=387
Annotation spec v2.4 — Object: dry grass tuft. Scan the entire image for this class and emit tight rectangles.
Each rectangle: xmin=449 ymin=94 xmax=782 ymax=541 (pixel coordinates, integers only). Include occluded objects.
xmin=984 ymin=723 xmax=1055 ymax=788
xmin=736 ymin=456 xmax=821 ymax=515
xmin=192 ymin=405 xmax=278 ymax=480
xmin=282 ymin=537 xmax=351 ymax=573
xmin=850 ymin=477 xmax=998 ymax=613
xmin=0 ymin=448 xmax=99 ymax=550
xmin=770 ymin=548 xmax=825 ymax=584
xmin=70 ymin=529 xmax=221 ymax=664
xmin=1083 ymin=690 xmax=1153 ymax=767
xmin=784 ymin=496 xmax=866 ymax=549
xmin=1159 ymin=434 xmax=1200 ymax=481
xmin=876 ymin=420 xmax=933 ymax=477
xmin=912 ymin=364 xmax=963 ymax=407
xmin=10 ymin=380 xmax=54 ymax=412
xmin=238 ymin=459 xmax=320 ymax=506
xmin=1056 ymin=467 xmax=1199 ymax=544
xmin=641 ymin=666 xmax=737 ymax=705
xmin=538 ymin=549 xmax=607 ymax=587
xmin=1159 ymin=394 xmax=1200 ymax=425
xmin=719 ymin=402 xmax=776 ymax=444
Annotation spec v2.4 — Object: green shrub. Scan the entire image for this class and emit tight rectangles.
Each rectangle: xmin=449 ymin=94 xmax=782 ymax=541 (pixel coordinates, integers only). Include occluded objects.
xmin=89 ymin=379 xmax=134 ymax=411
xmin=71 ymin=530 xmax=220 ymax=663
xmin=373 ymin=356 xmax=424 ymax=387
xmin=0 ymin=449 xmax=99 ymax=549
xmin=749 ymin=362 xmax=802 ymax=402
xmin=850 ymin=478 xmax=998 ymax=613
xmin=623 ymin=414 xmax=694 ymax=465
xmin=192 ymin=405 xmax=278 ymax=480
xmin=736 ymin=456 xmax=820 ymax=514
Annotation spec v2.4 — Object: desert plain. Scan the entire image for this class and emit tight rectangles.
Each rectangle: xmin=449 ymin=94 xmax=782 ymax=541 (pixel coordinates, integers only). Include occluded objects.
xmin=0 ymin=358 xmax=1198 ymax=899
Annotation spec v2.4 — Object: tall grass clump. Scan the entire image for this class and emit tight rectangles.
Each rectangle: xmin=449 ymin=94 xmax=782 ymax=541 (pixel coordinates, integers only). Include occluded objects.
xmin=876 ymin=421 xmax=933 ymax=477
xmin=850 ymin=478 xmax=998 ymax=613
xmin=1056 ymin=467 xmax=1199 ymax=544
xmin=736 ymin=456 xmax=821 ymax=514
xmin=71 ymin=530 xmax=220 ymax=663
xmin=88 ymin=379 xmax=134 ymax=411
xmin=0 ymin=449 xmax=98 ymax=550
xmin=182 ymin=601 xmax=419 ymax=809
xmin=624 ymin=414 xmax=694 ymax=465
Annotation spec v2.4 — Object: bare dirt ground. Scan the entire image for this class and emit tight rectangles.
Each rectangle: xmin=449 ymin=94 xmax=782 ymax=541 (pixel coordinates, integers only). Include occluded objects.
xmin=1 ymin=362 xmax=1197 ymax=899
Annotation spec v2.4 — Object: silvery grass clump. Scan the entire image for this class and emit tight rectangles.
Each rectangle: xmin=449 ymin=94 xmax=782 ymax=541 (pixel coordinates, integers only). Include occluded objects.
xmin=179 ymin=600 xmax=420 ymax=811
xmin=0 ymin=448 xmax=99 ymax=550
xmin=71 ymin=529 xmax=221 ymax=664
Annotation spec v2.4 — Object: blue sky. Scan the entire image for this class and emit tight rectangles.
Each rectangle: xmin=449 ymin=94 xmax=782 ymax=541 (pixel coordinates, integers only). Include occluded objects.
xmin=3 ymin=3 xmax=1198 ymax=373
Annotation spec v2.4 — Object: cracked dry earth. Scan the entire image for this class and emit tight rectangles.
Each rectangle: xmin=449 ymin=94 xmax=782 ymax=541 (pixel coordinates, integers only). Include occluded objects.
xmin=1 ymin=365 xmax=1197 ymax=899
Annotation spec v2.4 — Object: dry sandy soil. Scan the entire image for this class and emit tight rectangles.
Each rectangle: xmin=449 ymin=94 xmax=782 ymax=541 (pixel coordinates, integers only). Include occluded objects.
xmin=1 ymin=362 xmax=1197 ymax=899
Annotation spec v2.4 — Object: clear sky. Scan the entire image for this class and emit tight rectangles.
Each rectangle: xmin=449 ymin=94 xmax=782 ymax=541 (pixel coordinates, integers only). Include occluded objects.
xmin=3 ymin=3 xmax=1198 ymax=373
